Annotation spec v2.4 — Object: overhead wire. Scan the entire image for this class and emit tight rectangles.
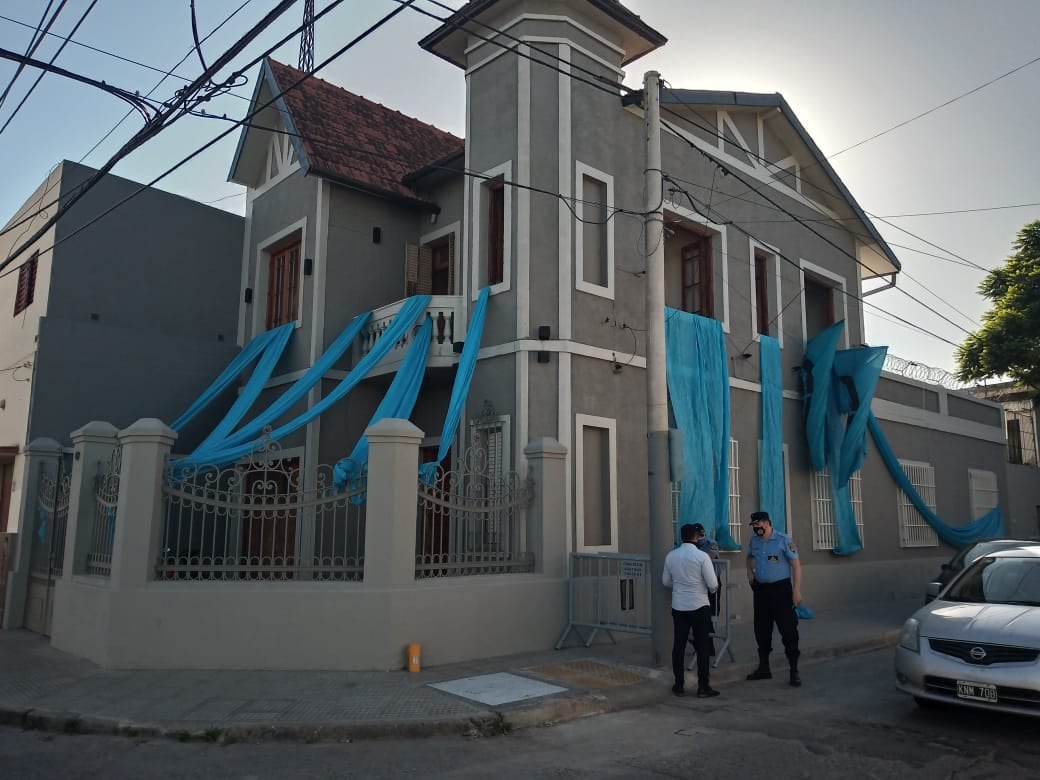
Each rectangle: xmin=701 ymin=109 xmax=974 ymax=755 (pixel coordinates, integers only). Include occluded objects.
xmin=0 ymin=0 xmax=66 ymax=111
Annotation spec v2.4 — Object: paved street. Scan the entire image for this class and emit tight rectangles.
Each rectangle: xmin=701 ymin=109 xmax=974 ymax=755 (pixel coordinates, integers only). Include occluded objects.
xmin=2 ymin=648 xmax=1038 ymax=779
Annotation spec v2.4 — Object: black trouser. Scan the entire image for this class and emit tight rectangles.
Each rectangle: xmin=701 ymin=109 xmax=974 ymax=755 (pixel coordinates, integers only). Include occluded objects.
xmin=751 ymin=578 xmax=799 ymax=664
xmin=672 ymin=605 xmax=713 ymax=690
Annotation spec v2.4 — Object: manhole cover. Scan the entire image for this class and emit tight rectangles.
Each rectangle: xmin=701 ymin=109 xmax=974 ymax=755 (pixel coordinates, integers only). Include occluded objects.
xmin=525 ymin=660 xmax=650 ymax=690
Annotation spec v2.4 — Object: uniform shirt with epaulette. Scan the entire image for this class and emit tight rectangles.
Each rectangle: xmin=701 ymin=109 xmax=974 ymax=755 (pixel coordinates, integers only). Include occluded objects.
xmin=747 ymin=531 xmax=799 ymax=583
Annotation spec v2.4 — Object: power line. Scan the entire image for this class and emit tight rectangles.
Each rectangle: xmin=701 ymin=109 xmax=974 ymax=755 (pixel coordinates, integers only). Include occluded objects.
xmin=0 ymin=0 xmax=301 ymax=272
xmin=0 ymin=0 xmax=102 ymax=138
xmin=0 ymin=0 xmax=418 ymax=277
xmin=828 ymin=51 xmax=1040 ymax=159
xmin=0 ymin=0 xmax=66 ymax=112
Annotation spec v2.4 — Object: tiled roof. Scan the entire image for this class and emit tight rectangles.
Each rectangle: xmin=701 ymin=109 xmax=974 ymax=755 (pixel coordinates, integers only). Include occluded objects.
xmin=267 ymin=59 xmax=463 ymax=202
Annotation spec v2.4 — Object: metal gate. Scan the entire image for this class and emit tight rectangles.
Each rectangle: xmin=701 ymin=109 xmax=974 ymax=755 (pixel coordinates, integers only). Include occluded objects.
xmin=23 ymin=456 xmax=69 ymax=636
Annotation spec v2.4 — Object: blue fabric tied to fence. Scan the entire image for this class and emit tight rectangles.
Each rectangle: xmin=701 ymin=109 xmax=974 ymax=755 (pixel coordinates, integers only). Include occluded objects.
xmin=758 ymin=335 xmax=787 ymax=533
xmin=867 ymin=413 xmax=1003 ymax=546
xmin=176 ymin=296 xmax=430 ymax=471
xmin=170 ymin=322 xmax=294 ymax=432
xmin=334 ymin=315 xmax=434 ymax=491
xmin=420 ymin=287 xmax=491 ymax=484
xmin=664 ymin=308 xmax=739 ymax=551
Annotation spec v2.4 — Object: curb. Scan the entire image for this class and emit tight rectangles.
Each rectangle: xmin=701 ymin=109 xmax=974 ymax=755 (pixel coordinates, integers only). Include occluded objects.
xmin=0 ymin=633 xmax=901 ymax=743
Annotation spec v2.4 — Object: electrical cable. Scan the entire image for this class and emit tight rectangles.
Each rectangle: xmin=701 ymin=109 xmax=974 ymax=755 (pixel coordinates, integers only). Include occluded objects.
xmin=0 ymin=0 xmax=66 ymax=112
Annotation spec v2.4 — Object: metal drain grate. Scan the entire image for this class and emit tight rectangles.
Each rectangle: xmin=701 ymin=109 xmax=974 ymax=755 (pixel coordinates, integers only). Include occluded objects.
xmin=524 ymin=660 xmax=650 ymax=690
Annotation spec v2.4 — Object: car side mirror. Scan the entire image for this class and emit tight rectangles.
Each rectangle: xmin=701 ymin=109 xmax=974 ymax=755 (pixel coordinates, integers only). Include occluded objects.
xmin=926 ymin=581 xmax=942 ymax=599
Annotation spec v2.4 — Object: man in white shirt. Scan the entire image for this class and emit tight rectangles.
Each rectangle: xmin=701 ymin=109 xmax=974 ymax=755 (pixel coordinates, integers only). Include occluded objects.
xmin=663 ymin=523 xmax=721 ymax=697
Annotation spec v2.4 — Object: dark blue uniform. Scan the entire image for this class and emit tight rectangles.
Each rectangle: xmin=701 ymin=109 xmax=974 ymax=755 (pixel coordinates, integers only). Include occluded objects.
xmin=747 ymin=531 xmax=800 ymax=669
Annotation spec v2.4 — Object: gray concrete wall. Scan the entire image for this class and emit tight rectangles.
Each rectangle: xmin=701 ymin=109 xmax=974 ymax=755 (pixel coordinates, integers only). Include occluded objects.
xmin=28 ymin=317 xmax=240 ymax=450
xmin=49 ymin=161 xmax=242 ymax=342
xmin=948 ymin=393 xmax=1003 ymax=427
xmin=1006 ymin=464 xmax=1040 ymax=537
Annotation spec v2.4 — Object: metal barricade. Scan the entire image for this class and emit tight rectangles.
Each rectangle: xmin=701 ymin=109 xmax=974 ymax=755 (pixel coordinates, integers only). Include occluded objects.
xmin=688 ymin=558 xmax=736 ymax=669
xmin=556 ymin=552 xmax=736 ymax=668
xmin=556 ymin=552 xmax=652 ymax=648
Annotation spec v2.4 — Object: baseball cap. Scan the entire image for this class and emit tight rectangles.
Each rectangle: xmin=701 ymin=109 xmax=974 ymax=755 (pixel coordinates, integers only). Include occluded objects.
xmin=690 ymin=523 xmax=706 ymax=534
xmin=749 ymin=511 xmax=771 ymax=524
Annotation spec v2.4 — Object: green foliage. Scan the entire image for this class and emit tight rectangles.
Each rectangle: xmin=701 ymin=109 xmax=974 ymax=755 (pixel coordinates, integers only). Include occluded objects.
xmin=956 ymin=220 xmax=1040 ymax=390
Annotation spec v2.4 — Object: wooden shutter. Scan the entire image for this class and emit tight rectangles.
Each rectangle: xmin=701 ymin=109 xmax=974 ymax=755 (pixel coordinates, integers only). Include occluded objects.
xmin=418 ymin=245 xmax=433 ymax=295
xmin=405 ymin=243 xmax=419 ymax=297
xmin=447 ymin=232 xmax=455 ymax=295
xmin=13 ymin=252 xmax=38 ymax=316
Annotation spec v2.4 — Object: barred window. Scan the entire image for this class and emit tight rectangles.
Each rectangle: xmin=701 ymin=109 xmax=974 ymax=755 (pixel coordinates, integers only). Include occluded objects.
xmin=810 ymin=467 xmax=863 ymax=551
xmin=897 ymin=461 xmax=938 ymax=548
xmin=728 ymin=438 xmax=741 ymax=545
xmin=968 ymin=468 xmax=998 ymax=520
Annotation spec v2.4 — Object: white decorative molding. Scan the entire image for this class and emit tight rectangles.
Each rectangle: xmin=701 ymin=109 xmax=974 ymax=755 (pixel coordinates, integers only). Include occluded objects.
xmin=471 ymin=160 xmax=513 ymax=300
xmin=748 ymin=237 xmax=784 ymax=347
xmin=252 ymin=216 xmax=308 ymax=334
xmin=799 ymin=257 xmax=849 ymax=349
xmin=663 ymin=201 xmax=730 ymax=333
xmin=574 ymin=160 xmax=615 ymax=300
xmin=574 ymin=413 xmax=619 ymax=553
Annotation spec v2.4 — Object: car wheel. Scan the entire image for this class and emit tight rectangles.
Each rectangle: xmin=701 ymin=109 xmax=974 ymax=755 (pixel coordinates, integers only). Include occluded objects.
xmin=914 ymin=696 xmax=943 ymax=710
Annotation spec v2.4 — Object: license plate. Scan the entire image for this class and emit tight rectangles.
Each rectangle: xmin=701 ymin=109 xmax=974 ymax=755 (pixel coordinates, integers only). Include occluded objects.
xmin=956 ymin=680 xmax=998 ymax=703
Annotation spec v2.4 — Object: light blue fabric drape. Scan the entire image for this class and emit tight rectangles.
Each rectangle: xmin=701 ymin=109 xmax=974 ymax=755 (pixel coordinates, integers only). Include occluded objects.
xmin=190 ymin=324 xmax=295 ymax=452
xmin=665 ymin=308 xmax=739 ymax=550
xmin=800 ymin=320 xmax=844 ymax=471
xmin=334 ymin=315 xmax=434 ymax=490
xmin=867 ymin=413 xmax=1003 ymax=546
xmin=176 ymin=297 xmax=429 ymax=470
xmin=419 ymin=287 xmax=491 ymax=484
xmin=758 ymin=336 xmax=786 ymax=533
xmin=170 ymin=323 xmax=293 ymax=432
xmin=832 ymin=346 xmax=887 ymax=485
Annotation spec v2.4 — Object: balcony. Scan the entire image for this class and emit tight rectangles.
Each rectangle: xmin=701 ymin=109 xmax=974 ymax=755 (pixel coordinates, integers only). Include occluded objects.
xmin=354 ymin=295 xmax=466 ymax=379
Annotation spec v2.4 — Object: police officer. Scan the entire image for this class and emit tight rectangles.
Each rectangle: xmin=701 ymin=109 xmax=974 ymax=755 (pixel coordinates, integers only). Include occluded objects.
xmin=745 ymin=510 xmax=803 ymax=687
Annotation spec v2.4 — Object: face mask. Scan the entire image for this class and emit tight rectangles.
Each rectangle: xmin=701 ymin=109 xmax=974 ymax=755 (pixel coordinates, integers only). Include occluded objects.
xmin=753 ymin=526 xmax=766 ymax=537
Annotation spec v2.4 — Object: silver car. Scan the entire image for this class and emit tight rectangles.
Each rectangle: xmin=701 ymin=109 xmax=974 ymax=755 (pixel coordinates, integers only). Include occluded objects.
xmin=895 ymin=545 xmax=1040 ymax=717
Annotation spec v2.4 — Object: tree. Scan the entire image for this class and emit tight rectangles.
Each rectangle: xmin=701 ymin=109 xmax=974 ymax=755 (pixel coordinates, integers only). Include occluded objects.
xmin=956 ymin=220 xmax=1040 ymax=392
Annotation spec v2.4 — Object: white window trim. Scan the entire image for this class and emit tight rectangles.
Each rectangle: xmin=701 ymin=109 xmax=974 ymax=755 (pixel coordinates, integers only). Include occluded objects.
xmin=968 ymin=468 xmax=999 ymax=519
xmin=662 ymin=201 xmax=730 ymax=333
xmin=749 ymin=238 xmax=783 ymax=347
xmin=897 ymin=459 xmax=939 ymax=548
xmin=799 ymin=258 xmax=849 ymax=348
xmin=574 ymin=413 xmax=618 ymax=553
xmin=420 ymin=220 xmax=461 ymax=295
xmin=728 ymin=438 xmax=741 ymax=545
xmin=471 ymin=161 xmax=512 ymax=300
xmin=253 ymin=217 xmax=307 ymax=334
xmin=574 ymin=161 xmax=615 ymax=299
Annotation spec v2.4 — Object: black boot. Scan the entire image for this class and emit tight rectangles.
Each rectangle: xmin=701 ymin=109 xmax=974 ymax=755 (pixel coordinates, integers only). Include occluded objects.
xmin=746 ymin=652 xmax=772 ymax=681
xmin=788 ymin=655 xmax=801 ymax=687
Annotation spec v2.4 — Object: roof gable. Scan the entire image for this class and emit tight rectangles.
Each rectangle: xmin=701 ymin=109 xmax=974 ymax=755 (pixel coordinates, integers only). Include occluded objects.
xmin=264 ymin=59 xmax=463 ymax=202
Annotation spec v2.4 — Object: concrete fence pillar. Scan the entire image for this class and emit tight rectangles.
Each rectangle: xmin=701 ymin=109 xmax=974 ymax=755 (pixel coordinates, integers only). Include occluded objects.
xmin=63 ymin=422 xmax=119 ymax=579
xmin=2 ymin=438 xmax=62 ymax=629
xmin=524 ymin=437 xmax=568 ymax=579
xmin=110 ymin=419 xmax=176 ymax=589
xmin=364 ymin=418 xmax=423 ymax=587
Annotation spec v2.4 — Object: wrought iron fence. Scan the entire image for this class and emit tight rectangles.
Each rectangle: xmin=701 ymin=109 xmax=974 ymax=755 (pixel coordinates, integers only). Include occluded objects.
xmin=85 ymin=448 xmax=121 ymax=577
xmin=415 ymin=435 xmax=534 ymax=578
xmin=158 ymin=432 xmax=366 ymax=581
xmin=30 ymin=457 xmax=70 ymax=578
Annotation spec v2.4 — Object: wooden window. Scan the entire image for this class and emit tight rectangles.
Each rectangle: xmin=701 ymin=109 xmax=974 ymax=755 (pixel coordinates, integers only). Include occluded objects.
xmin=487 ymin=179 xmax=505 ymax=286
xmin=681 ymin=235 xmax=713 ymax=317
xmin=13 ymin=251 xmax=39 ymax=316
xmin=406 ymin=233 xmax=455 ymax=296
xmin=803 ymin=273 xmax=835 ymax=340
xmin=755 ymin=250 xmax=770 ymax=336
xmin=266 ymin=240 xmax=301 ymax=329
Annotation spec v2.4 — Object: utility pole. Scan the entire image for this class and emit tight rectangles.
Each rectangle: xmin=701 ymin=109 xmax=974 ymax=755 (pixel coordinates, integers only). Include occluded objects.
xmin=643 ymin=71 xmax=672 ymax=667
xmin=299 ymin=0 xmax=315 ymax=72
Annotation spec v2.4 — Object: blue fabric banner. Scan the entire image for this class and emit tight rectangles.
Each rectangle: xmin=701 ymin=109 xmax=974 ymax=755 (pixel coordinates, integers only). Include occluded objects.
xmin=832 ymin=346 xmax=887 ymax=485
xmin=419 ymin=287 xmax=491 ymax=483
xmin=176 ymin=296 xmax=429 ymax=470
xmin=334 ymin=315 xmax=434 ymax=490
xmin=867 ymin=413 xmax=1003 ymax=546
xmin=800 ymin=320 xmax=844 ymax=472
xmin=665 ymin=308 xmax=739 ymax=551
xmin=758 ymin=336 xmax=786 ymax=533
xmin=170 ymin=323 xmax=293 ymax=432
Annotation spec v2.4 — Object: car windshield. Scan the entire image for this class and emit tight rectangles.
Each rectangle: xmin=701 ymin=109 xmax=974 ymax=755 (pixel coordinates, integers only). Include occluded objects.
xmin=943 ymin=557 xmax=1040 ymax=606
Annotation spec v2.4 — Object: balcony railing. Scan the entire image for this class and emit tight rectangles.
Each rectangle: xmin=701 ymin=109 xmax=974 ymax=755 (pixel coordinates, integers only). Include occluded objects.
xmin=354 ymin=295 xmax=466 ymax=378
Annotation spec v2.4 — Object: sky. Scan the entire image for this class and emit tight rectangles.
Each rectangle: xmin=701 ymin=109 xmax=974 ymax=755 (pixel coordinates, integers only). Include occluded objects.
xmin=0 ymin=0 xmax=1037 ymax=377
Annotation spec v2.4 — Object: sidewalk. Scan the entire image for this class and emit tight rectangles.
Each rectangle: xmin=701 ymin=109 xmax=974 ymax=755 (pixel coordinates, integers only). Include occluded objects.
xmin=0 ymin=598 xmax=918 ymax=743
